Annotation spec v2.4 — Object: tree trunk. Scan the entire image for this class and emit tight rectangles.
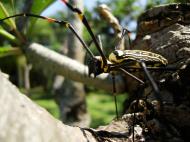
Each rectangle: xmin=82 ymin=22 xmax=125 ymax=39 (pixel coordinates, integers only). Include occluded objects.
xmin=125 ymin=3 xmax=190 ymax=141
xmin=54 ymin=0 xmax=90 ymax=127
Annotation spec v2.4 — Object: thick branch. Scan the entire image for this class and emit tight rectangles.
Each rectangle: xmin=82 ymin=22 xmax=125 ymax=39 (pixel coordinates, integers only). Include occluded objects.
xmin=0 ymin=71 xmax=97 ymax=142
xmin=25 ymin=43 xmax=126 ymax=93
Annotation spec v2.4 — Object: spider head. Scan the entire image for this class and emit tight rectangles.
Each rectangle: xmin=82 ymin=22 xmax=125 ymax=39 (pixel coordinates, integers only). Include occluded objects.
xmin=88 ymin=56 xmax=104 ymax=77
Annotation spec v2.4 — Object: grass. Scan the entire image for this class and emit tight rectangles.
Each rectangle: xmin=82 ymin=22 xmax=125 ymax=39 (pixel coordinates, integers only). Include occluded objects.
xmin=35 ymin=99 xmax=60 ymax=119
xmin=30 ymin=88 xmax=127 ymax=128
xmin=87 ymin=92 xmax=127 ymax=128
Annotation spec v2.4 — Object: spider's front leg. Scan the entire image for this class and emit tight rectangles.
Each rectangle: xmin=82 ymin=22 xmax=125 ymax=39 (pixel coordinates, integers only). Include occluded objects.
xmin=61 ymin=0 xmax=108 ymax=67
xmin=0 ymin=13 xmax=95 ymax=59
xmin=111 ymin=72 xmax=119 ymax=119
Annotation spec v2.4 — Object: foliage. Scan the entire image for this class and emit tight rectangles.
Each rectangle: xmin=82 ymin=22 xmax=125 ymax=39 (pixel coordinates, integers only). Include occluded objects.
xmin=0 ymin=0 xmax=62 ymax=87
xmin=0 ymin=45 xmax=21 ymax=57
xmin=0 ymin=0 xmax=55 ymax=44
xmin=0 ymin=1 xmax=16 ymax=41
xmin=35 ymin=99 xmax=60 ymax=119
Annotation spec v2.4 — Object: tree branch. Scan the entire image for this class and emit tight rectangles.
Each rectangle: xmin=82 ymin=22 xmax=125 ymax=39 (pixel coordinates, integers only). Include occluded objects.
xmin=25 ymin=43 xmax=126 ymax=93
xmin=0 ymin=71 xmax=97 ymax=142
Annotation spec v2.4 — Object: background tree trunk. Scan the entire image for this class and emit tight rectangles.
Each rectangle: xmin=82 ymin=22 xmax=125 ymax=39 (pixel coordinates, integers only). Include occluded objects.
xmin=54 ymin=0 xmax=90 ymax=127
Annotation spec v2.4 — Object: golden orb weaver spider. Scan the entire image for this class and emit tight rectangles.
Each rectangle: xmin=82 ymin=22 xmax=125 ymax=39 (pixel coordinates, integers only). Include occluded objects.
xmin=0 ymin=0 xmax=169 ymax=119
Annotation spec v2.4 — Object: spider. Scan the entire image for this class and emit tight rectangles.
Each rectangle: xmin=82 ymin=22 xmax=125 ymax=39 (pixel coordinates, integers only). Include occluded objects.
xmin=0 ymin=0 xmax=169 ymax=119
xmin=61 ymin=0 xmax=168 ymax=118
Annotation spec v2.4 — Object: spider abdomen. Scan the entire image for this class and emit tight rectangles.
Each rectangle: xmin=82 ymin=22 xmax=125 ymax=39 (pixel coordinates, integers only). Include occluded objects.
xmin=109 ymin=50 xmax=168 ymax=66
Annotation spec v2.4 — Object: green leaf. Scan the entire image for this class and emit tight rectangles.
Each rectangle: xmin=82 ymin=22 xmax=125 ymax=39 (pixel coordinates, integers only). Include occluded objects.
xmin=31 ymin=0 xmax=55 ymax=14
xmin=27 ymin=0 xmax=55 ymax=33
xmin=0 ymin=27 xmax=18 ymax=43
xmin=0 ymin=46 xmax=21 ymax=58
xmin=0 ymin=1 xmax=16 ymax=29
xmin=0 ymin=0 xmax=55 ymax=33
xmin=0 ymin=0 xmax=55 ymax=41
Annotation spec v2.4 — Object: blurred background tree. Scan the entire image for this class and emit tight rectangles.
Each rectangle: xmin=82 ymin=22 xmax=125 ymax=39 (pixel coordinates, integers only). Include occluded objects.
xmin=0 ymin=0 xmax=185 ymax=128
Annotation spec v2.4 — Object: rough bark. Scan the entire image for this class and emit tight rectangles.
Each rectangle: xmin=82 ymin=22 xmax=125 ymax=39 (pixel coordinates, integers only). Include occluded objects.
xmin=126 ymin=3 xmax=190 ymax=141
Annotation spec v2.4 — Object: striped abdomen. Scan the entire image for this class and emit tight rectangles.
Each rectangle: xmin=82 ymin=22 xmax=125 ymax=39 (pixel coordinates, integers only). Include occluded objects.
xmin=109 ymin=50 xmax=168 ymax=66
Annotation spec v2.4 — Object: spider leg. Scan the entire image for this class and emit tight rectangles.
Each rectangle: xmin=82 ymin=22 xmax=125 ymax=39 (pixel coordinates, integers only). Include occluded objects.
xmin=61 ymin=0 xmax=108 ymax=66
xmin=115 ymin=28 xmax=131 ymax=50
xmin=118 ymin=67 xmax=145 ymax=84
xmin=133 ymin=66 xmax=178 ymax=71
xmin=139 ymin=61 xmax=162 ymax=102
xmin=97 ymin=35 xmax=103 ymax=52
xmin=0 ymin=13 xmax=94 ymax=58
xmin=111 ymin=73 xmax=119 ymax=119
xmin=110 ymin=63 xmax=145 ymax=84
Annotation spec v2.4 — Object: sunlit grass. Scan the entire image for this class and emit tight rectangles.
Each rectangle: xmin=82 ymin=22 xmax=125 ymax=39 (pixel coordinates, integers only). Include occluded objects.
xmin=31 ymin=88 xmax=127 ymax=128
xmin=87 ymin=92 xmax=127 ymax=128
xmin=35 ymin=99 xmax=59 ymax=119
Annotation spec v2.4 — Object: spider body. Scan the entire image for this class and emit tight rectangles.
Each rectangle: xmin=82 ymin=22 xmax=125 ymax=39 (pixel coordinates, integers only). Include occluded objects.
xmin=88 ymin=56 xmax=104 ymax=77
xmin=109 ymin=50 xmax=168 ymax=66
xmin=88 ymin=50 xmax=168 ymax=77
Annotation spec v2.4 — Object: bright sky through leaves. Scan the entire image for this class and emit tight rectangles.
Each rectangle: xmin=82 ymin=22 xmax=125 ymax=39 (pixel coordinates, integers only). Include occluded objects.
xmin=42 ymin=0 xmax=108 ymax=16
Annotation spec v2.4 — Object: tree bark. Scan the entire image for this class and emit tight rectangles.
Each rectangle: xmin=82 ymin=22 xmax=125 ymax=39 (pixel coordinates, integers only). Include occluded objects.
xmin=127 ymin=3 xmax=190 ymax=141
